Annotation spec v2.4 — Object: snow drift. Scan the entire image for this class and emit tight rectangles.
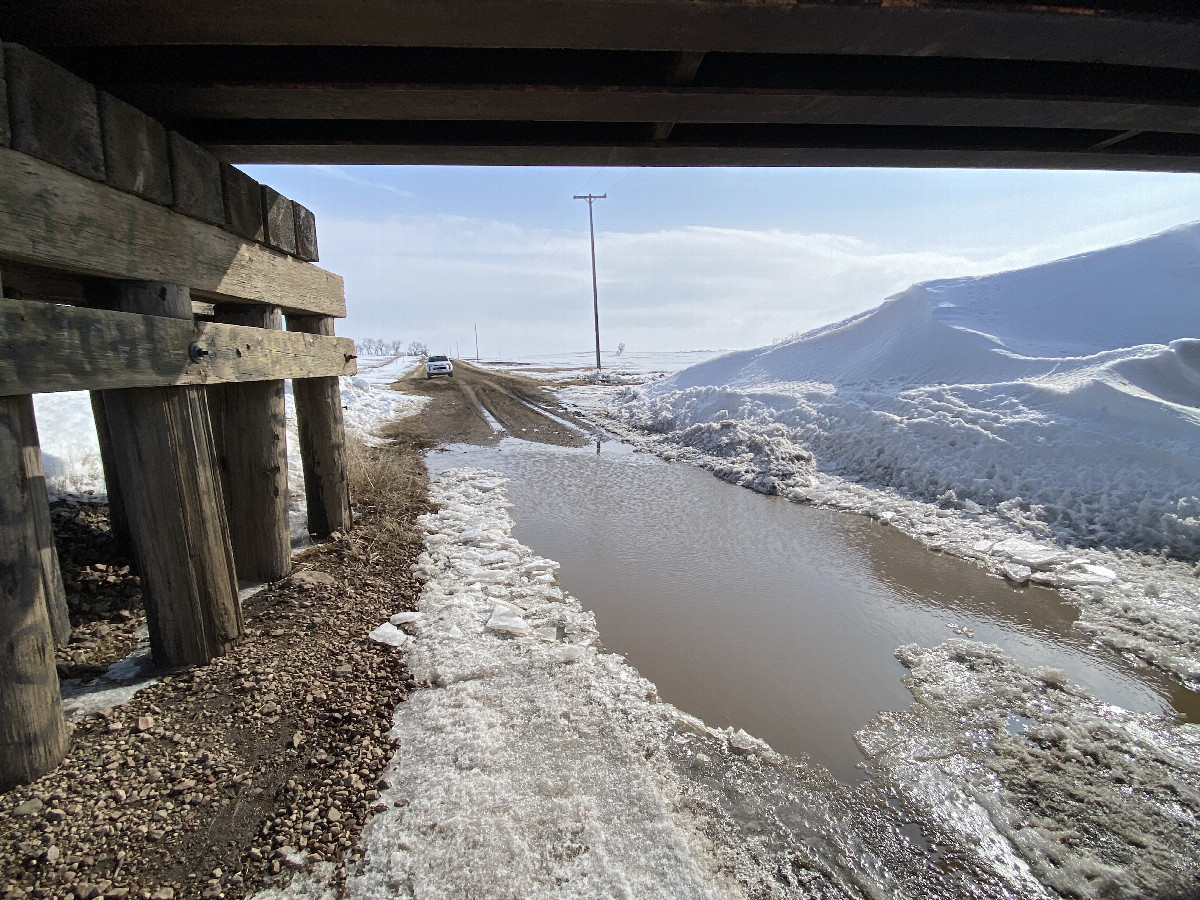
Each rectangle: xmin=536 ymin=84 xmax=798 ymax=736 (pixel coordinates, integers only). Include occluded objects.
xmin=616 ymin=222 xmax=1200 ymax=560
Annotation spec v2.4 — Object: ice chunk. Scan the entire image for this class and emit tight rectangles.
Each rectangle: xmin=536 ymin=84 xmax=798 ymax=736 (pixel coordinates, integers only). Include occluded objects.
xmin=998 ymin=562 xmax=1032 ymax=584
xmin=991 ymin=538 xmax=1068 ymax=570
xmin=368 ymin=623 xmax=411 ymax=648
xmin=455 ymin=527 xmax=486 ymax=544
xmin=485 ymin=602 xmax=532 ymax=636
xmin=390 ymin=611 xmax=424 ymax=626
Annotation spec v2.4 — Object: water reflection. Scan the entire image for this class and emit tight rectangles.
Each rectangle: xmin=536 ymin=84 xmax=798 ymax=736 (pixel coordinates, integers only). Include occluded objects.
xmin=428 ymin=438 xmax=1197 ymax=782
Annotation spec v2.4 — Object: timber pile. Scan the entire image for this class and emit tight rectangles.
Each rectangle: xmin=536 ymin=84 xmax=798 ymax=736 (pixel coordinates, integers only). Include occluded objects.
xmin=1 ymin=41 xmax=354 ymax=793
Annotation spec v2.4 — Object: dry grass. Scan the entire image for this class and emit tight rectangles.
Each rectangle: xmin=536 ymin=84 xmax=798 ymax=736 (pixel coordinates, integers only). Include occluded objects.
xmin=345 ymin=432 xmax=433 ymax=555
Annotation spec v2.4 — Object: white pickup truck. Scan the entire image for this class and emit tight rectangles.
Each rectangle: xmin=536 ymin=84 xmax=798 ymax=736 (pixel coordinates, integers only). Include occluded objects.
xmin=425 ymin=355 xmax=454 ymax=379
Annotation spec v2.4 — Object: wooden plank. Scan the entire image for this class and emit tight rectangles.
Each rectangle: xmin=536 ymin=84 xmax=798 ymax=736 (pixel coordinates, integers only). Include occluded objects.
xmin=98 ymin=91 xmax=172 ymax=204
xmin=3 ymin=42 xmax=105 ymax=181
xmin=210 ymin=306 xmax=291 ymax=583
xmin=0 ymin=392 xmax=70 ymax=791
xmin=287 ymin=314 xmax=352 ymax=539
xmin=212 ymin=141 xmax=1200 ymax=174
xmin=99 ymin=282 xmax=243 ymax=669
xmin=261 ymin=185 xmax=298 ymax=255
xmin=117 ymin=84 xmax=1200 ymax=135
xmin=0 ymin=44 xmax=10 ymax=148
xmin=292 ymin=201 xmax=319 ymax=262
xmin=168 ymin=131 xmax=225 ymax=225
xmin=0 ymin=297 xmax=358 ymax=395
xmin=8 ymin=2 xmax=1200 ymax=71
xmin=220 ymin=162 xmax=265 ymax=243
xmin=0 ymin=148 xmax=346 ymax=316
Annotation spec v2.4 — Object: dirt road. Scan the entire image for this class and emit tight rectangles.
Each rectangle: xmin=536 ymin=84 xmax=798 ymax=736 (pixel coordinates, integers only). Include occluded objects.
xmin=385 ymin=360 xmax=591 ymax=448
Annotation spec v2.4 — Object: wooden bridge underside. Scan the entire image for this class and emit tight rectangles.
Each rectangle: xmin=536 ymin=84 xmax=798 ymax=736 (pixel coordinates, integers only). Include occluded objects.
xmin=8 ymin=0 xmax=1200 ymax=171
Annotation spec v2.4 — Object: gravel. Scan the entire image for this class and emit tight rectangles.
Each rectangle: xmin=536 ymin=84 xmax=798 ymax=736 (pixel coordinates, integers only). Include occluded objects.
xmin=1 ymin=449 xmax=430 ymax=900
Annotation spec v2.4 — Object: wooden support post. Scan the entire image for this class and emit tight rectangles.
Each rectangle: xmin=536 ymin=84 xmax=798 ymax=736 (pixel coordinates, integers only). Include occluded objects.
xmin=286 ymin=314 xmax=351 ymax=539
xmin=100 ymin=283 xmax=242 ymax=668
xmin=0 ymin=268 xmax=70 ymax=648
xmin=0 ymin=393 xmax=70 ymax=790
xmin=210 ymin=305 xmax=292 ymax=583
xmin=88 ymin=392 xmax=134 ymax=559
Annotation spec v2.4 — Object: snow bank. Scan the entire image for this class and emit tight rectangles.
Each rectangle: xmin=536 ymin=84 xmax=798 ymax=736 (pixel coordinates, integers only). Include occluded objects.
xmin=608 ymin=223 xmax=1200 ymax=686
xmin=858 ymin=640 xmax=1200 ymax=899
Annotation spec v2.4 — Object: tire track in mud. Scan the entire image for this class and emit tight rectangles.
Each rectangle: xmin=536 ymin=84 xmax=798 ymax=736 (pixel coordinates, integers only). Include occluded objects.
xmin=390 ymin=360 xmax=590 ymax=448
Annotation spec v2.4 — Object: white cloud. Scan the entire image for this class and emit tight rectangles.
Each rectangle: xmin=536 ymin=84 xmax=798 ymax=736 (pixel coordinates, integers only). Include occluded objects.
xmin=321 ymin=211 xmax=1193 ymax=358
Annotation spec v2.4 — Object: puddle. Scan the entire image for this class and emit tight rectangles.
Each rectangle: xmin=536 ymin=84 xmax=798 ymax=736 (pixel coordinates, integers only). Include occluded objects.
xmin=428 ymin=438 xmax=1198 ymax=783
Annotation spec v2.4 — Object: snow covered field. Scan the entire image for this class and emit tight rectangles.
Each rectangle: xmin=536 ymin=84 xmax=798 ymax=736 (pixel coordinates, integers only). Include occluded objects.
xmin=601 ymin=224 xmax=1200 ymax=688
xmin=481 ymin=349 xmax=728 ymax=384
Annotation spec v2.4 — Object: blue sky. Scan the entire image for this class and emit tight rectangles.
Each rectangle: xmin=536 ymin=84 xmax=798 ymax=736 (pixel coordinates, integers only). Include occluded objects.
xmin=244 ymin=165 xmax=1200 ymax=359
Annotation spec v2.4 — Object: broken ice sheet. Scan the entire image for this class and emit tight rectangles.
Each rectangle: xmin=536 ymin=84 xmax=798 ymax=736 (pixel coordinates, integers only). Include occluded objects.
xmin=859 ymin=640 xmax=1200 ymax=899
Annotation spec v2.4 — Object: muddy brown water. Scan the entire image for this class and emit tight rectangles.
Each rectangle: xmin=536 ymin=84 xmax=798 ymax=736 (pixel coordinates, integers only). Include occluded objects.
xmin=428 ymin=438 xmax=1198 ymax=783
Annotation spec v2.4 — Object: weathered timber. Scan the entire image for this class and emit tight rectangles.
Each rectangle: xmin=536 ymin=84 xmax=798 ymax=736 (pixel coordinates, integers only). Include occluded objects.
xmin=0 ymin=148 xmax=346 ymax=316
xmin=212 ymin=142 xmax=1200 ymax=173
xmin=0 ymin=270 xmax=70 ymax=648
xmin=98 ymin=90 xmax=172 ymax=204
xmin=0 ymin=263 xmax=89 ymax=308
xmin=10 ymin=1 xmax=1200 ymax=72
xmin=168 ymin=131 xmax=225 ymax=226
xmin=221 ymin=162 xmax=265 ymax=243
xmin=88 ymin=392 xmax=133 ymax=559
xmin=3 ymin=42 xmax=105 ymax=181
xmin=20 ymin=399 xmax=72 ymax=649
xmin=650 ymin=51 xmax=706 ymax=143
xmin=111 ymin=83 xmax=1200 ymax=136
xmin=261 ymin=186 xmax=298 ymax=255
xmin=0 ymin=297 xmax=357 ymax=395
xmin=99 ymin=283 xmax=242 ymax=668
xmin=0 ymin=44 xmax=10 ymax=148
xmin=210 ymin=306 xmax=291 ymax=583
xmin=287 ymin=315 xmax=352 ymax=539
xmin=292 ymin=201 xmax=319 ymax=262
xmin=0 ymin=393 xmax=70 ymax=791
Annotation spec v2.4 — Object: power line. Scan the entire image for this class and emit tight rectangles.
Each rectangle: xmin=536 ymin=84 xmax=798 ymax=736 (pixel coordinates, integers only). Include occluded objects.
xmin=573 ymin=193 xmax=606 ymax=371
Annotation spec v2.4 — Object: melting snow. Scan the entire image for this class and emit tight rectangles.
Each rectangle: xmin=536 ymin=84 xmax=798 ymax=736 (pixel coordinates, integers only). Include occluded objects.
xmin=606 ymin=223 xmax=1200 ymax=687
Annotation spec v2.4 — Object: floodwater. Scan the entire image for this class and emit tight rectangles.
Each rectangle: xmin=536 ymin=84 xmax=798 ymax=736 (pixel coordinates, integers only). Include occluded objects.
xmin=428 ymin=438 xmax=1198 ymax=783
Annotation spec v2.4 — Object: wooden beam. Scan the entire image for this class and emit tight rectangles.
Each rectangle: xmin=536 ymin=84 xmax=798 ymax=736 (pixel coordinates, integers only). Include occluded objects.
xmin=209 ymin=306 xmax=292 ymax=583
xmin=4 ymin=42 xmax=105 ymax=181
xmin=210 ymin=141 xmax=1200 ymax=173
xmin=0 ymin=297 xmax=357 ymax=395
xmin=0 ymin=392 xmax=70 ymax=791
xmin=0 ymin=147 xmax=345 ymax=317
xmin=119 ymin=84 xmax=1200 ymax=136
xmin=99 ymin=282 xmax=243 ymax=669
xmin=287 ymin=314 xmax=352 ymax=539
xmin=8 ymin=2 xmax=1200 ymax=71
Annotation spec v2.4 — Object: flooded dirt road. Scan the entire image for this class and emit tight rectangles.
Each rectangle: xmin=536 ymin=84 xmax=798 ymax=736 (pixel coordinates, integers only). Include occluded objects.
xmin=395 ymin=365 xmax=1197 ymax=781
xmin=428 ymin=439 xmax=1197 ymax=782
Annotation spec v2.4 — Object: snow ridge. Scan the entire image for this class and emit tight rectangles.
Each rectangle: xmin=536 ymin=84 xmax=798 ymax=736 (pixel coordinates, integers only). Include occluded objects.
xmin=619 ymin=222 xmax=1200 ymax=560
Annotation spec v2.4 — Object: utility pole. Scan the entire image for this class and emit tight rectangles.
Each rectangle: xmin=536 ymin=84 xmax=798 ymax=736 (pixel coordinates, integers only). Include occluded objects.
xmin=475 ymin=323 xmax=479 ymax=361
xmin=573 ymin=193 xmax=606 ymax=371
